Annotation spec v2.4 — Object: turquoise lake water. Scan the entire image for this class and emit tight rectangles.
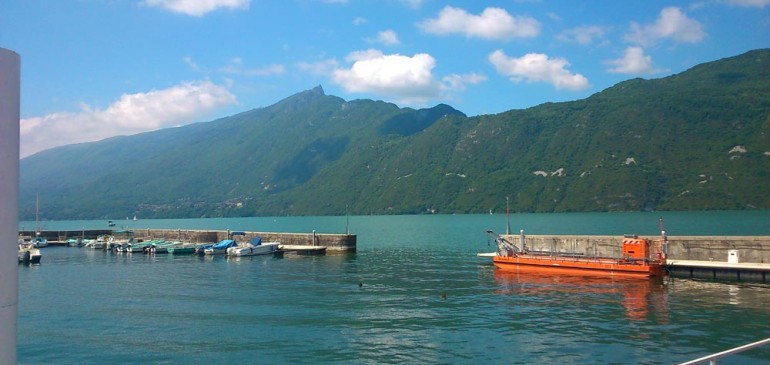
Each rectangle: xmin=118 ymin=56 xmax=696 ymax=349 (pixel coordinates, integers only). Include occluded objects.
xmin=17 ymin=212 xmax=770 ymax=364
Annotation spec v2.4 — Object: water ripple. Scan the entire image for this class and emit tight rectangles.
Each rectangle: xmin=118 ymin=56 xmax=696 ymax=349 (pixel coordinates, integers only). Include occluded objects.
xmin=16 ymin=245 xmax=770 ymax=364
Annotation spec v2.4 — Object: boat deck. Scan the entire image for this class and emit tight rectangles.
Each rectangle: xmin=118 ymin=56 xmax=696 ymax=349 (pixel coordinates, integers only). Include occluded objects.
xmin=493 ymin=254 xmax=664 ymax=277
xmin=481 ymin=253 xmax=770 ymax=282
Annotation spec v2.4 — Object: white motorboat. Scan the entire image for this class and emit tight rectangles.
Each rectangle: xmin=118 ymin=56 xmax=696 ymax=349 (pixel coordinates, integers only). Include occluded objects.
xmin=32 ymin=236 xmax=48 ymax=248
xmin=227 ymin=237 xmax=279 ymax=257
xmin=18 ymin=239 xmax=42 ymax=264
xmin=204 ymin=239 xmax=237 ymax=255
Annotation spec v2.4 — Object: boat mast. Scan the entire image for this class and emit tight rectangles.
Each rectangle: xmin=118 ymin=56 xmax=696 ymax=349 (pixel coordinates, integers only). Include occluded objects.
xmin=659 ymin=217 xmax=668 ymax=259
xmin=505 ymin=196 xmax=511 ymax=235
xmin=35 ymin=193 xmax=39 ymax=237
xmin=659 ymin=217 xmax=665 ymax=240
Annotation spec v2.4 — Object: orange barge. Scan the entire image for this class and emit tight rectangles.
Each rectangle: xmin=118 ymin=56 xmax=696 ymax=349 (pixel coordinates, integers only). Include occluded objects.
xmin=488 ymin=230 xmax=667 ymax=277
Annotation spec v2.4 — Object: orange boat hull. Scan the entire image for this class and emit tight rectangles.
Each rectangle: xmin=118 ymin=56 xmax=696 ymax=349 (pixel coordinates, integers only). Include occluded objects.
xmin=493 ymin=255 xmax=666 ymax=277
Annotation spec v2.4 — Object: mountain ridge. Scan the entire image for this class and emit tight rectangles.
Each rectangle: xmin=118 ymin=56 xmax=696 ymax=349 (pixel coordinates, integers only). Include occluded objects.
xmin=19 ymin=49 xmax=770 ymax=220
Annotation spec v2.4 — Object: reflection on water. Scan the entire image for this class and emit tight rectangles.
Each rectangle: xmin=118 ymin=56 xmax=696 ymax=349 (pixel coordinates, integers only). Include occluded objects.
xmin=493 ymin=270 xmax=668 ymax=322
xmin=728 ymin=284 xmax=741 ymax=305
xmin=667 ymin=278 xmax=770 ymax=311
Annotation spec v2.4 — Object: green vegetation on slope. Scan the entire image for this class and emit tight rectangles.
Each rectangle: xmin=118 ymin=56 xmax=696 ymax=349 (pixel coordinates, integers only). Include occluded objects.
xmin=19 ymin=50 xmax=770 ymax=220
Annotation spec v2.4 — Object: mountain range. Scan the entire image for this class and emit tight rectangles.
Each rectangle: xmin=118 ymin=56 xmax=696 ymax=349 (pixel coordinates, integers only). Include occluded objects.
xmin=19 ymin=49 xmax=770 ymax=220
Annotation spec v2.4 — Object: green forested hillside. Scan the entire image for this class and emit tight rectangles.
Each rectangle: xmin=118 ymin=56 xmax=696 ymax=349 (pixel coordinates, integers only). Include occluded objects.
xmin=19 ymin=49 xmax=770 ymax=220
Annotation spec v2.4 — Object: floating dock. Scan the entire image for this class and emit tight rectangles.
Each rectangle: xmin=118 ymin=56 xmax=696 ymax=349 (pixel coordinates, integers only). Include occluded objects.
xmin=667 ymin=260 xmax=770 ymax=283
xmin=279 ymin=245 xmax=327 ymax=255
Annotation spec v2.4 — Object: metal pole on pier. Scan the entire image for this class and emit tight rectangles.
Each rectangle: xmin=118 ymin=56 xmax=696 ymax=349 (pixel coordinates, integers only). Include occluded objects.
xmin=0 ymin=47 xmax=20 ymax=365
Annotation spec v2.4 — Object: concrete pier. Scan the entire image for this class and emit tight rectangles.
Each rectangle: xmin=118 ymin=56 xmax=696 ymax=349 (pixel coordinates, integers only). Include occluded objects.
xmin=497 ymin=233 xmax=770 ymax=282
xmin=23 ymin=228 xmax=356 ymax=253
xmin=499 ymin=234 xmax=770 ymax=263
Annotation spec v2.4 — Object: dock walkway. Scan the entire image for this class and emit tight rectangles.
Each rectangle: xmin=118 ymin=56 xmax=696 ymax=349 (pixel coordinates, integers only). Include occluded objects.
xmin=279 ymin=245 xmax=327 ymax=255
xmin=667 ymin=259 xmax=770 ymax=282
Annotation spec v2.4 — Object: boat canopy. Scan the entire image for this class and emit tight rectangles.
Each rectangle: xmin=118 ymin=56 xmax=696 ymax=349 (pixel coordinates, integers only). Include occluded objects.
xmin=212 ymin=239 xmax=235 ymax=249
xmin=251 ymin=237 xmax=262 ymax=246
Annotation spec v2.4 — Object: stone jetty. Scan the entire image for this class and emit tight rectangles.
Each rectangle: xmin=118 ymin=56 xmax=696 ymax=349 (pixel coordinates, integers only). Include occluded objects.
xmin=20 ymin=228 xmax=356 ymax=253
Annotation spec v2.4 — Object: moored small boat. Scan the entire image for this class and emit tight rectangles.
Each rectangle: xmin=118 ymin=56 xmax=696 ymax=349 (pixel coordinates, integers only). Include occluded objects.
xmin=109 ymin=230 xmax=135 ymax=251
xmin=227 ymin=237 xmax=279 ymax=257
xmin=144 ymin=241 xmax=179 ymax=254
xmin=168 ymin=244 xmax=196 ymax=254
xmin=487 ymin=230 xmax=667 ymax=277
xmin=123 ymin=240 xmax=160 ymax=253
xmin=204 ymin=239 xmax=237 ymax=255
xmin=194 ymin=243 xmax=215 ymax=255
xmin=66 ymin=238 xmax=85 ymax=247
xmin=32 ymin=236 xmax=48 ymax=248
xmin=18 ymin=239 xmax=42 ymax=264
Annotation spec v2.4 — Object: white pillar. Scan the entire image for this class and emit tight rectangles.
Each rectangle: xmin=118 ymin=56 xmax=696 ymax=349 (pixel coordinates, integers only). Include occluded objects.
xmin=0 ymin=47 xmax=20 ymax=364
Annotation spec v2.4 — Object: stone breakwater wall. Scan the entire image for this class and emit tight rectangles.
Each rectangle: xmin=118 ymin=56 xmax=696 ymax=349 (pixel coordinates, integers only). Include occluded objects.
xmin=136 ymin=229 xmax=356 ymax=253
xmin=29 ymin=229 xmax=356 ymax=253
xmin=500 ymin=234 xmax=770 ymax=263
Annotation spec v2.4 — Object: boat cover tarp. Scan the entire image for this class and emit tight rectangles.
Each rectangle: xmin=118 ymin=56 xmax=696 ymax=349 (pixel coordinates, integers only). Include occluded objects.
xmin=251 ymin=237 xmax=262 ymax=246
xmin=212 ymin=239 xmax=235 ymax=249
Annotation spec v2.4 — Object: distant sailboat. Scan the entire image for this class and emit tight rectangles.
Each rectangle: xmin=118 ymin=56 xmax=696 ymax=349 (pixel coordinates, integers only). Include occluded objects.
xmin=35 ymin=193 xmax=40 ymax=236
xmin=32 ymin=194 xmax=47 ymax=248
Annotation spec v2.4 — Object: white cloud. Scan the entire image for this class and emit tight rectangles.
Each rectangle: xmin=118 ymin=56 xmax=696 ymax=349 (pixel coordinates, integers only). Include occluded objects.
xmin=726 ymin=0 xmax=770 ymax=7
xmin=442 ymin=73 xmax=487 ymax=91
xmin=352 ymin=17 xmax=367 ymax=25
xmin=625 ymin=7 xmax=706 ymax=46
xmin=218 ymin=58 xmax=285 ymax=76
xmin=297 ymin=58 xmax=339 ymax=76
xmin=546 ymin=12 xmax=561 ymax=21
xmin=418 ymin=6 xmax=540 ymax=40
xmin=141 ymin=0 xmax=250 ymax=16
xmin=489 ymin=50 xmax=589 ymax=90
xmin=183 ymin=56 xmax=200 ymax=71
xmin=376 ymin=29 xmax=400 ymax=46
xmin=606 ymin=47 xmax=663 ymax=74
xmin=20 ymin=81 xmax=236 ymax=158
xmin=401 ymin=0 xmax=424 ymax=9
xmin=331 ymin=49 xmax=442 ymax=105
xmin=556 ymin=25 xmax=606 ymax=45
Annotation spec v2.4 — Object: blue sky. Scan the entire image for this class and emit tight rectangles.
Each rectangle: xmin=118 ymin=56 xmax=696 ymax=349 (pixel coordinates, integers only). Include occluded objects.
xmin=2 ymin=0 xmax=769 ymax=158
